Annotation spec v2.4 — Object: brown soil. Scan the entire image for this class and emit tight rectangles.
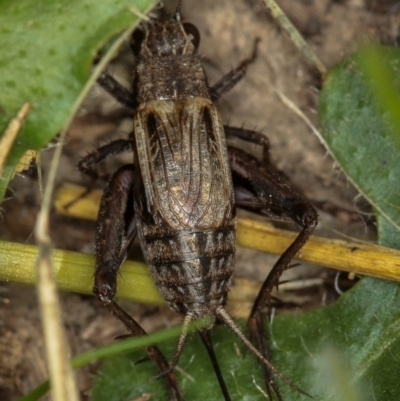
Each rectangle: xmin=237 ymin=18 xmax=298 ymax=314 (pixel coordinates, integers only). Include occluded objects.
xmin=1 ymin=0 xmax=398 ymax=400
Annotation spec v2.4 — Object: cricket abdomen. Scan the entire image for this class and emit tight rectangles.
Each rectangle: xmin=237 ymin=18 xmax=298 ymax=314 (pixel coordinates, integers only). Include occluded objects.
xmin=144 ymin=227 xmax=236 ymax=316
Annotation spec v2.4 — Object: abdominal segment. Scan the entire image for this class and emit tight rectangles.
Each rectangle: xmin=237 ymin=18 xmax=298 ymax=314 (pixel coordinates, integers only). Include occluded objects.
xmin=146 ymin=228 xmax=236 ymax=316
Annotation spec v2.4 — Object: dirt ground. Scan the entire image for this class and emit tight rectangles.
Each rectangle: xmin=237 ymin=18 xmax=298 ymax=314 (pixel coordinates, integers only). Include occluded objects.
xmin=1 ymin=0 xmax=399 ymax=400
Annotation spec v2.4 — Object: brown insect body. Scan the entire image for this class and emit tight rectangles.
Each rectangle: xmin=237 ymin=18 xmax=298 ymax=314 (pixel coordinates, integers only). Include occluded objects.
xmin=133 ymin=18 xmax=235 ymax=319
xmin=83 ymin=3 xmax=318 ymax=400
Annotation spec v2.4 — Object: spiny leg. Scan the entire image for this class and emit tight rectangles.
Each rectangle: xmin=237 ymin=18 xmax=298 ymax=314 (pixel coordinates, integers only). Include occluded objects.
xmin=79 ymin=135 xmax=133 ymax=177
xmin=94 ymin=164 xmax=184 ymax=401
xmin=199 ymin=330 xmax=231 ymax=401
xmin=210 ymin=38 xmax=260 ymax=101
xmin=229 ymin=145 xmax=317 ymax=398
xmin=65 ymin=135 xmax=133 ymax=208
xmin=216 ymin=308 xmax=311 ymax=399
xmin=230 ymin=146 xmax=318 ymax=310
xmin=104 ymin=301 xmax=184 ymax=401
xmin=226 ymin=126 xmax=355 ymax=221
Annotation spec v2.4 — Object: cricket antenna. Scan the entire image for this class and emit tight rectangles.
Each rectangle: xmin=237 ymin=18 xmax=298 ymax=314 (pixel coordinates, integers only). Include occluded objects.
xmin=174 ymin=0 xmax=183 ymax=21
xmin=216 ymin=308 xmax=313 ymax=399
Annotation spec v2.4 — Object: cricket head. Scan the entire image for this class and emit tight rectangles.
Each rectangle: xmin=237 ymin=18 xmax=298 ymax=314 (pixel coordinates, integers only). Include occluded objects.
xmin=131 ymin=0 xmax=200 ymax=58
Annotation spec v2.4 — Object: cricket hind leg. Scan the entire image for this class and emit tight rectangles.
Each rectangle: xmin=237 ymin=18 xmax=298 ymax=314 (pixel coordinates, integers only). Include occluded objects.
xmin=228 ymin=145 xmax=317 ymax=399
xmin=104 ymin=301 xmax=184 ymax=401
xmin=210 ymin=38 xmax=260 ymax=101
xmin=94 ymin=164 xmax=184 ymax=401
xmin=228 ymin=145 xmax=318 ymax=307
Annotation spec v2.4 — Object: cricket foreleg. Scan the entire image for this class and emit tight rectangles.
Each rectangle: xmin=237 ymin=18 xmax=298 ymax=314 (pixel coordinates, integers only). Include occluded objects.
xmin=94 ymin=165 xmax=184 ymax=401
xmin=229 ymin=145 xmax=317 ymax=398
xmin=97 ymin=72 xmax=136 ymax=109
xmin=210 ymin=38 xmax=260 ymax=101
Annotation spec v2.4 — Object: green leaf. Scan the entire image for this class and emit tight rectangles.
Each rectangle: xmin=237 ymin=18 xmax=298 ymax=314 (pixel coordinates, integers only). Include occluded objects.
xmin=0 ymin=0 xmax=157 ymax=201
xmin=275 ymin=278 xmax=400 ymax=401
xmin=312 ymin=45 xmax=400 ymax=400
xmin=319 ymin=46 xmax=400 ymax=239
xmin=359 ymin=46 xmax=400 ymax=151
xmin=377 ymin=213 xmax=400 ymax=249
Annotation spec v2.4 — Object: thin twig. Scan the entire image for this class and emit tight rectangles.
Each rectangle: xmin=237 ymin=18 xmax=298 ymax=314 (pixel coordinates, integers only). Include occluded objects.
xmin=260 ymin=0 xmax=328 ymax=77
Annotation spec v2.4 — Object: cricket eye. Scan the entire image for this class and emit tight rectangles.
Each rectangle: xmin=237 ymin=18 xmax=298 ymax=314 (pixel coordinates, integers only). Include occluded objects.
xmin=130 ymin=28 xmax=146 ymax=55
xmin=183 ymin=22 xmax=200 ymax=48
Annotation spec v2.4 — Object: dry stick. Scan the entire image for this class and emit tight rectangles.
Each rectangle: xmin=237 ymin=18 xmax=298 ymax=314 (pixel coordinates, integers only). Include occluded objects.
xmin=273 ymin=88 xmax=331 ymax=153
xmin=0 ymin=103 xmax=78 ymax=397
xmin=0 ymin=102 xmax=32 ymax=176
xmin=261 ymin=0 xmax=328 ymax=77
xmin=34 ymin=130 xmax=80 ymax=401
xmin=54 ymin=184 xmax=400 ymax=284
xmin=36 ymin=152 xmax=44 ymax=202
xmin=237 ymin=219 xmax=400 ymax=282
xmin=12 ymin=149 xmax=37 ymax=179
xmin=3 ymin=235 xmax=400 ymax=320
xmin=31 ymin=6 xmax=158 ymax=400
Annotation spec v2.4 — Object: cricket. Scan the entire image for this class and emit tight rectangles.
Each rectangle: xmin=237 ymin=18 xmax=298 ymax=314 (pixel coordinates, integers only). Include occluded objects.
xmin=78 ymin=1 xmax=318 ymax=399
